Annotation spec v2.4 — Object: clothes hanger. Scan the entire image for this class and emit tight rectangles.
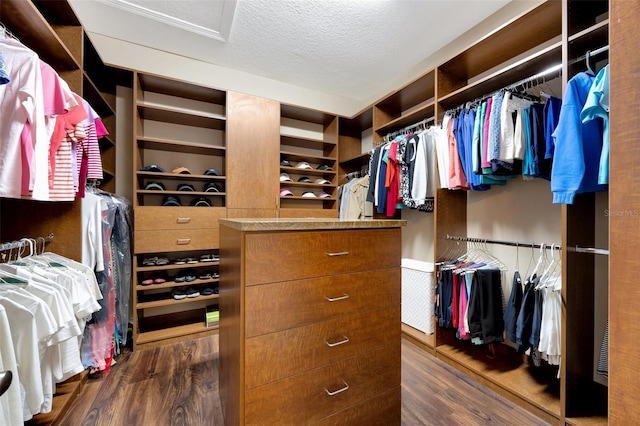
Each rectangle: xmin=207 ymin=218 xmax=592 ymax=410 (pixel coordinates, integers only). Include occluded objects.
xmin=585 ymin=50 xmax=595 ymax=75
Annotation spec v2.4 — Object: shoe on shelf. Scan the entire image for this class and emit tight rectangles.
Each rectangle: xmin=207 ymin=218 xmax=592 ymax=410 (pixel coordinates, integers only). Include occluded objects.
xmin=142 ymin=256 xmax=157 ymax=266
xmin=199 ymin=273 xmax=212 ymax=280
xmin=172 ymin=288 xmax=187 ymax=300
xmin=141 ymin=278 xmax=154 ymax=286
xmin=184 ymin=274 xmax=197 ymax=283
xmin=174 ymin=258 xmax=187 ymax=265
xmin=175 ymin=275 xmax=186 ymax=283
xmin=200 ymin=254 xmax=214 ymax=262
xmin=186 ymin=257 xmax=198 ymax=264
xmin=185 ymin=287 xmax=200 ymax=298
xmin=201 ymin=287 xmax=215 ymax=296
xmin=155 ymin=257 xmax=170 ymax=265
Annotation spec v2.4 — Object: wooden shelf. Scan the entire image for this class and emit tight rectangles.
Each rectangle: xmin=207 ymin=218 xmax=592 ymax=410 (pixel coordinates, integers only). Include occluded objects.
xmin=137 ymin=293 xmax=220 ymax=309
xmin=438 ymin=42 xmax=562 ymax=108
xmin=137 ymin=136 xmax=226 ymax=155
xmin=138 ymin=103 xmax=226 ymax=130
xmin=279 ymin=182 xmax=335 ymax=190
xmin=281 ymin=104 xmax=336 ymax=125
xmin=375 ymin=102 xmax=435 ymax=136
xmin=136 ymin=278 xmax=219 ymax=291
xmin=565 ymin=416 xmax=609 ymax=426
xmin=137 ymin=321 xmax=217 ymax=345
xmin=436 ymin=343 xmax=561 ymax=424
xmin=437 ymin=0 xmax=561 ymax=81
xmin=280 ymin=151 xmax=336 ymax=164
xmin=280 ymin=134 xmax=337 ymax=149
xmin=138 ymin=73 xmax=226 ymax=104
xmin=1 ymin=0 xmax=81 ymax=71
xmin=136 ymin=171 xmax=227 ymax=180
xmin=137 ymin=190 xmax=226 ymax=197
xmin=280 ymin=196 xmax=336 ymax=201
xmin=137 ymin=261 xmax=220 ymax=273
xmin=340 ymin=152 xmax=369 ymax=166
xmin=27 ymin=371 xmax=88 ymax=425
xmin=375 ymin=71 xmax=435 ymax=116
xmin=83 ymin=71 xmax=115 ymax=118
xmin=401 ymin=323 xmax=435 ymax=354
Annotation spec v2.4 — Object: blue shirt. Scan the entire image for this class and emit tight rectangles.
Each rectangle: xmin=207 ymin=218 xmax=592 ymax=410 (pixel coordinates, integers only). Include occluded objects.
xmin=551 ymin=72 xmax=606 ymax=204
xmin=581 ymin=65 xmax=609 ymax=185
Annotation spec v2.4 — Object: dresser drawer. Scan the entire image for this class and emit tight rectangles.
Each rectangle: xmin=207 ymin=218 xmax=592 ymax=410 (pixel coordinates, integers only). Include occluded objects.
xmin=135 ymin=206 xmax=226 ymax=230
xmin=246 ymin=306 xmax=399 ymax=389
xmin=244 ymin=344 xmax=400 ymax=426
xmin=311 ymin=386 xmax=401 ymax=426
xmin=245 ymin=228 xmax=401 ymax=285
xmin=245 ymin=268 xmax=400 ymax=337
xmin=134 ymin=228 xmax=219 ymax=253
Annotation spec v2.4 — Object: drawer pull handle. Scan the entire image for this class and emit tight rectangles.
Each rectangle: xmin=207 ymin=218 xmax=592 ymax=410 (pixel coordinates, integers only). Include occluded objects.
xmin=325 ymin=335 xmax=350 ymax=347
xmin=176 ymin=217 xmax=191 ymax=224
xmin=325 ymin=293 xmax=349 ymax=302
xmin=326 ymin=251 xmax=350 ymax=257
xmin=176 ymin=238 xmax=191 ymax=245
xmin=325 ymin=381 xmax=349 ymax=396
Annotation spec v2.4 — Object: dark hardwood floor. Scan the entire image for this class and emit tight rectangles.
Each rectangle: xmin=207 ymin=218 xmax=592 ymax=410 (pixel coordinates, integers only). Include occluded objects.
xmin=60 ymin=336 xmax=549 ymax=426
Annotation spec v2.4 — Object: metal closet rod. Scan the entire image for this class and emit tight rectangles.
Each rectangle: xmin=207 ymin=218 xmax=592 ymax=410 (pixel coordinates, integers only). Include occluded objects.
xmin=0 ymin=233 xmax=55 ymax=252
xmin=445 ymin=234 xmax=609 ymax=256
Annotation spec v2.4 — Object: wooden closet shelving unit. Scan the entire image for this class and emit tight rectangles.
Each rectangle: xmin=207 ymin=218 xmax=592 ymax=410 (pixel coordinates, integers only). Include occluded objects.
xmin=0 ymin=0 xmax=119 ymax=423
xmin=132 ymin=72 xmax=227 ymax=350
xmin=278 ymin=104 xmax=339 ymax=218
xmin=340 ymin=0 xmax=609 ymax=424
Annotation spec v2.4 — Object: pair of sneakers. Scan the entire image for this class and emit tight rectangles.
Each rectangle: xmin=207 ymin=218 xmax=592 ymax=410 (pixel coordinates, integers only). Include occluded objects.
xmin=172 ymin=287 xmax=200 ymax=300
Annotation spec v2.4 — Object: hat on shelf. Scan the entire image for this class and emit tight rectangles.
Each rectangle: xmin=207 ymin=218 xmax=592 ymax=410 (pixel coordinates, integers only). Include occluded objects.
xmin=204 ymin=168 xmax=221 ymax=176
xmin=144 ymin=182 xmax=166 ymax=191
xmin=318 ymin=191 xmax=332 ymax=198
xmin=280 ymin=188 xmax=294 ymax=197
xmin=190 ymin=197 xmax=212 ymax=207
xmin=177 ymin=183 xmax=195 ymax=192
xmin=297 ymin=176 xmax=312 ymax=183
xmin=315 ymin=178 xmax=331 ymax=185
xmin=140 ymin=164 xmax=166 ymax=173
xmin=296 ymin=161 xmax=313 ymax=170
xmin=280 ymin=159 xmax=293 ymax=167
xmin=204 ymin=182 xmax=222 ymax=192
xmin=316 ymin=164 xmax=333 ymax=171
xmin=280 ymin=173 xmax=293 ymax=182
xmin=172 ymin=166 xmax=192 ymax=174
xmin=301 ymin=191 xmax=317 ymax=198
xmin=162 ymin=195 xmax=182 ymax=206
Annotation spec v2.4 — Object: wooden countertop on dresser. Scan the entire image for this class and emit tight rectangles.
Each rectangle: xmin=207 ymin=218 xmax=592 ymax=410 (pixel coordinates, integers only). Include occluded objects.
xmin=218 ymin=218 xmax=406 ymax=231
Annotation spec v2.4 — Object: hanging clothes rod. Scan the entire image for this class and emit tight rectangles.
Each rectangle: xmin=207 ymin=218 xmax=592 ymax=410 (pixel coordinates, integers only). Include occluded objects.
xmin=503 ymin=63 xmax=563 ymax=92
xmin=0 ymin=233 xmax=54 ymax=252
xmin=385 ymin=117 xmax=434 ymax=142
xmin=445 ymin=234 xmax=609 ymax=255
xmin=446 ymin=234 xmax=560 ymax=250
xmin=571 ymin=44 xmax=609 ymax=65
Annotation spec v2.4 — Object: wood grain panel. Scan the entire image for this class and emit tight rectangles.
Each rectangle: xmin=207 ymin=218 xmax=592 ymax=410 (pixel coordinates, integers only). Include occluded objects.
xmin=311 ymin=386 xmax=401 ymax=426
xmin=226 ymin=91 xmax=280 ymax=210
xmin=134 ymin=206 xmax=226 ymax=230
xmin=245 ymin=307 xmax=400 ymax=388
xmin=244 ymin=228 xmax=401 ymax=285
xmin=134 ymin=228 xmax=218 ymax=253
xmin=244 ymin=344 xmax=400 ymax=425
xmin=245 ymin=268 xmax=400 ymax=336
xmin=609 ymin=0 xmax=640 ymax=423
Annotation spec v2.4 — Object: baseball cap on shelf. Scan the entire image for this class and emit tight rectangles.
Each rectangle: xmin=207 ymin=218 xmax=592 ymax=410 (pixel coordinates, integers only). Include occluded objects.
xmin=315 ymin=178 xmax=331 ymax=185
xmin=301 ymin=191 xmax=317 ymax=198
xmin=280 ymin=159 xmax=293 ymax=167
xmin=297 ymin=176 xmax=312 ymax=183
xmin=279 ymin=173 xmax=292 ymax=182
xmin=280 ymin=188 xmax=294 ymax=197
xmin=140 ymin=164 xmax=166 ymax=173
xmin=204 ymin=168 xmax=221 ymax=176
xmin=296 ymin=161 xmax=313 ymax=170
xmin=204 ymin=182 xmax=222 ymax=192
xmin=162 ymin=195 xmax=182 ymax=206
xmin=144 ymin=182 xmax=166 ymax=191
xmin=316 ymin=164 xmax=333 ymax=171
xmin=318 ymin=191 xmax=332 ymax=198
xmin=172 ymin=166 xmax=192 ymax=174
xmin=177 ymin=183 xmax=195 ymax=192
xmin=190 ymin=197 xmax=212 ymax=207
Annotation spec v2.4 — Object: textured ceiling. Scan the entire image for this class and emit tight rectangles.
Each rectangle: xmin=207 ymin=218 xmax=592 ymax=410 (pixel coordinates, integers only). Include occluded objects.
xmin=70 ymin=0 xmax=513 ymax=107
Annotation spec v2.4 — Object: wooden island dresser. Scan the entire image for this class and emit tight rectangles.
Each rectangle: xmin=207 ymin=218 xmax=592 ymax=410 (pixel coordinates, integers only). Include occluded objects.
xmin=218 ymin=218 xmax=405 ymax=425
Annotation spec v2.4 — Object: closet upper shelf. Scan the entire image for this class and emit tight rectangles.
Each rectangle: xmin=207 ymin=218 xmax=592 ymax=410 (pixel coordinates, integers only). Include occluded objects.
xmin=138 ymin=73 xmax=226 ymax=104
xmin=280 ymin=135 xmax=337 ymax=149
xmin=437 ymin=0 xmax=562 ymax=82
xmin=375 ymin=102 xmax=435 ymax=136
xmin=438 ymin=42 xmax=562 ymax=108
xmin=1 ymin=0 xmax=81 ymax=71
xmin=375 ymin=71 xmax=435 ymax=119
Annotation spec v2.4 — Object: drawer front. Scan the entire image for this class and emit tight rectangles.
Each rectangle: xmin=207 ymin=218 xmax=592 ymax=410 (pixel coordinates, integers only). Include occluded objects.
xmin=244 ymin=344 xmax=400 ymax=426
xmin=245 ymin=228 xmax=401 ymax=285
xmin=311 ymin=386 xmax=401 ymax=426
xmin=245 ymin=306 xmax=400 ymax=389
xmin=135 ymin=206 xmax=226 ymax=230
xmin=245 ymin=268 xmax=400 ymax=337
xmin=134 ymin=228 xmax=219 ymax=253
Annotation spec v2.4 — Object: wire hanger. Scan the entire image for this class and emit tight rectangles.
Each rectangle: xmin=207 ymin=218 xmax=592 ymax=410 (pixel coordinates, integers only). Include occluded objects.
xmin=585 ymin=50 xmax=595 ymax=75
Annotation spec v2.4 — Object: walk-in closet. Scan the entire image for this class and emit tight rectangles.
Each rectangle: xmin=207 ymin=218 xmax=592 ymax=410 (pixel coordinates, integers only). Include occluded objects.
xmin=1 ymin=0 xmax=638 ymax=424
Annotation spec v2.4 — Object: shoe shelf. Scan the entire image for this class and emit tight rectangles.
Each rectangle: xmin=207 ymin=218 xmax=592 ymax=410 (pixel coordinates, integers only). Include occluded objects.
xmin=135 ymin=277 xmax=220 ymax=291
xmin=136 ymin=321 xmax=215 ymax=347
xmin=137 ymin=293 xmax=220 ymax=309
xmin=137 ymin=262 xmax=220 ymax=273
